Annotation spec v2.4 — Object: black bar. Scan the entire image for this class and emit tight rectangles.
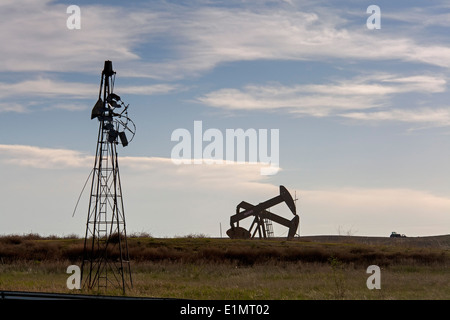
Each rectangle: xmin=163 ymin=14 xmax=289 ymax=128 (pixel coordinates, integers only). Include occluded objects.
xmin=0 ymin=294 xmax=444 ymax=319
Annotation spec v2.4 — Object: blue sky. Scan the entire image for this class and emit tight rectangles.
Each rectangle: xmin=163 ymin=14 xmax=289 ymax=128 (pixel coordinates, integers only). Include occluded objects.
xmin=0 ymin=0 xmax=449 ymax=237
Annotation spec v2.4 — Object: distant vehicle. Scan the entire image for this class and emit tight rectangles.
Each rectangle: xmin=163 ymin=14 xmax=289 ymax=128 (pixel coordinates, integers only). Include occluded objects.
xmin=390 ymin=231 xmax=406 ymax=238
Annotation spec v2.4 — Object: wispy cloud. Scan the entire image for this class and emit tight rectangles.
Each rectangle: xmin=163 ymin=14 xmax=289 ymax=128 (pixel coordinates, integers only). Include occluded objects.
xmin=0 ymin=77 xmax=182 ymax=113
xmin=0 ymin=1 xmax=143 ymax=74
xmin=119 ymin=84 xmax=183 ymax=95
xmin=0 ymin=78 xmax=96 ymax=100
xmin=382 ymin=6 xmax=450 ymax=28
xmin=0 ymin=103 xmax=28 ymax=113
xmin=0 ymin=78 xmax=182 ymax=99
xmin=2 ymin=1 xmax=450 ymax=79
xmin=138 ymin=4 xmax=450 ymax=78
xmin=341 ymin=108 xmax=450 ymax=126
xmin=0 ymin=144 xmax=275 ymax=192
xmin=197 ymin=74 xmax=447 ymax=118
xmin=0 ymin=144 xmax=92 ymax=169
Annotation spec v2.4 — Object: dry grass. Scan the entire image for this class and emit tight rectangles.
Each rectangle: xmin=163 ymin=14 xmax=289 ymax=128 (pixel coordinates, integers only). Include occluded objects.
xmin=0 ymin=234 xmax=449 ymax=299
xmin=1 ymin=234 xmax=447 ymax=266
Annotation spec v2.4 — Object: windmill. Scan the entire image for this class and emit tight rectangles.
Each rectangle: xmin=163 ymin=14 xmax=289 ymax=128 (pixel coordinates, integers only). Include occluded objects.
xmin=81 ymin=60 xmax=136 ymax=293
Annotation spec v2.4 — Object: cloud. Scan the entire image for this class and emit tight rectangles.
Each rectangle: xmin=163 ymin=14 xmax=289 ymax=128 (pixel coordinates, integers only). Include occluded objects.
xmin=121 ymin=156 xmax=276 ymax=194
xmin=0 ymin=78 xmax=181 ymax=99
xmin=46 ymin=103 xmax=89 ymax=112
xmin=0 ymin=78 xmax=96 ymax=100
xmin=119 ymin=84 xmax=183 ymax=95
xmin=0 ymin=77 xmax=183 ymax=113
xmin=0 ymin=144 xmax=275 ymax=192
xmin=341 ymin=108 xmax=450 ymax=126
xmin=382 ymin=6 xmax=450 ymax=28
xmin=197 ymin=74 xmax=447 ymax=117
xmin=2 ymin=1 xmax=450 ymax=79
xmin=0 ymin=1 xmax=142 ymax=74
xmin=0 ymin=103 xmax=27 ymax=113
xmin=0 ymin=144 xmax=92 ymax=169
xmin=140 ymin=5 xmax=450 ymax=78
xmin=379 ymin=75 xmax=447 ymax=93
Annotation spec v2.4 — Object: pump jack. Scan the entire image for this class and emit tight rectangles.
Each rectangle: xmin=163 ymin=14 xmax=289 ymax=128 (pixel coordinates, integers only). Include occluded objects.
xmin=227 ymin=186 xmax=299 ymax=240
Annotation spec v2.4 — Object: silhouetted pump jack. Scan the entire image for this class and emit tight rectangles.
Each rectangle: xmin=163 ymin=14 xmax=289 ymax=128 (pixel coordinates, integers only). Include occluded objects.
xmin=227 ymin=185 xmax=299 ymax=240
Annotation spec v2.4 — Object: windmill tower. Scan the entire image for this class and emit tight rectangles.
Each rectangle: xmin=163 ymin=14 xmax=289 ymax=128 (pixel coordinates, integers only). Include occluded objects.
xmin=81 ymin=60 xmax=136 ymax=293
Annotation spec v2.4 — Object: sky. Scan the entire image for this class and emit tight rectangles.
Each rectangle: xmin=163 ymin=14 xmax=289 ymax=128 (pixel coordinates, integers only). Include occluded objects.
xmin=0 ymin=0 xmax=450 ymax=238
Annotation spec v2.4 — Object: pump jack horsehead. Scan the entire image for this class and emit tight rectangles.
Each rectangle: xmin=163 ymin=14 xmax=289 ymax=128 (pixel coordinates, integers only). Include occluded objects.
xmin=227 ymin=185 xmax=299 ymax=240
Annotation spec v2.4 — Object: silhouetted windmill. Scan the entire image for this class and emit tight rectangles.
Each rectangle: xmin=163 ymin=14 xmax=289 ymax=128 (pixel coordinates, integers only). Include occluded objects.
xmin=81 ymin=61 xmax=136 ymax=293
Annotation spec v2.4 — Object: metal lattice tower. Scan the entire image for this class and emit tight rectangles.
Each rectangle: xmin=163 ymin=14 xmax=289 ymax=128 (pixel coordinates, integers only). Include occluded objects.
xmin=81 ymin=61 xmax=135 ymax=294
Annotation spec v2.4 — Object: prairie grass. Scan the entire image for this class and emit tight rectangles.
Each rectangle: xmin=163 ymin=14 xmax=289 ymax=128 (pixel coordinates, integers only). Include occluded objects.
xmin=1 ymin=259 xmax=448 ymax=299
xmin=0 ymin=234 xmax=448 ymax=299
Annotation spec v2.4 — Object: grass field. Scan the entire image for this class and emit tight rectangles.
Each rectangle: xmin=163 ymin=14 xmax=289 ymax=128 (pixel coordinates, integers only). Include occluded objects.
xmin=0 ymin=233 xmax=449 ymax=300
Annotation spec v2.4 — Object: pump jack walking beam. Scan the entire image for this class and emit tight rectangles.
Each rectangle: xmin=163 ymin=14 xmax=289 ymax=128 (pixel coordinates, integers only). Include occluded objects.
xmin=227 ymin=186 xmax=299 ymax=240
